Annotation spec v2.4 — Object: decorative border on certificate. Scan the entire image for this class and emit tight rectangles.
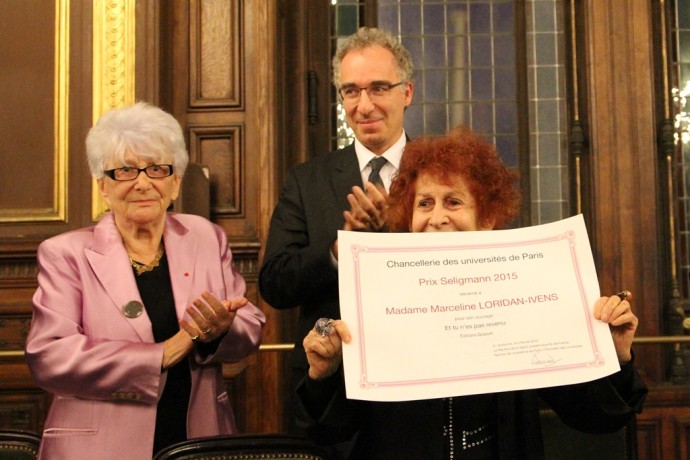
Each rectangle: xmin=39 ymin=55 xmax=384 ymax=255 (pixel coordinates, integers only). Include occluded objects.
xmin=338 ymin=215 xmax=619 ymax=400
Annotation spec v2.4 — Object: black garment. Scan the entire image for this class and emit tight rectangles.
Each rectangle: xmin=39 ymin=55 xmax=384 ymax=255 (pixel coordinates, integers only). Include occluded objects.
xmin=296 ymin=361 xmax=647 ymax=460
xmin=444 ymin=395 xmax=498 ymax=459
xmin=134 ymin=254 xmax=192 ymax=455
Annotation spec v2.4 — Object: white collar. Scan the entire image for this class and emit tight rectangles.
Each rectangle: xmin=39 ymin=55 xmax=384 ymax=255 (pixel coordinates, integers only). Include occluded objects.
xmin=354 ymin=131 xmax=406 ymax=172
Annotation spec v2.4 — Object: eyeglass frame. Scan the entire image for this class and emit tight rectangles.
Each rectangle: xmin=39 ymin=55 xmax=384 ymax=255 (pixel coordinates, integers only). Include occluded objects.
xmin=103 ymin=164 xmax=175 ymax=181
xmin=337 ymin=81 xmax=404 ymax=102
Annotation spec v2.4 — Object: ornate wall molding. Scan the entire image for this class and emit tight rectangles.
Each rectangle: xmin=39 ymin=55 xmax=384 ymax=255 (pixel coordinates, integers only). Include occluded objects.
xmin=91 ymin=0 xmax=136 ymax=220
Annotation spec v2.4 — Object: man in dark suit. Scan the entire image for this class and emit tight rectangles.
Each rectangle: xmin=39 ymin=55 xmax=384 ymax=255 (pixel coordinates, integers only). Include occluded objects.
xmin=259 ymin=27 xmax=415 ymax=421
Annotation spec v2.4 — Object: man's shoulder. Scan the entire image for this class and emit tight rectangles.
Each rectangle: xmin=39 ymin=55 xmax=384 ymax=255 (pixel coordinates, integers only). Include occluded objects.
xmin=292 ymin=144 xmax=356 ymax=173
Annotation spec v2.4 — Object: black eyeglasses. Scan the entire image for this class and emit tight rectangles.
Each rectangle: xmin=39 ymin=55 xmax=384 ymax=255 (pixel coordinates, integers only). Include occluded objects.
xmin=338 ymin=81 xmax=404 ymax=101
xmin=104 ymin=164 xmax=174 ymax=181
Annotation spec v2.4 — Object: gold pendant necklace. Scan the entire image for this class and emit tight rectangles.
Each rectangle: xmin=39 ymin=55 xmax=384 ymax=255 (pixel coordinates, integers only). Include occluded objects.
xmin=129 ymin=244 xmax=164 ymax=276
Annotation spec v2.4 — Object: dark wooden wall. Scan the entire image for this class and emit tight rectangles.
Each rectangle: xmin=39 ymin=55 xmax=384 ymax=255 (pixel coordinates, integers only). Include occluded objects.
xmin=0 ymin=1 xmax=689 ymax=458
xmin=0 ymin=0 xmax=293 ymax=434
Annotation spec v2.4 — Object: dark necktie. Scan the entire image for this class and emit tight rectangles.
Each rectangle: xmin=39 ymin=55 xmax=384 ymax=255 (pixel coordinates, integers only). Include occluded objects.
xmin=367 ymin=156 xmax=387 ymax=188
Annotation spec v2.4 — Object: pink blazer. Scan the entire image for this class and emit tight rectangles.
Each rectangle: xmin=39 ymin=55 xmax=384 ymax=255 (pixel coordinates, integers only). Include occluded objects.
xmin=25 ymin=213 xmax=266 ymax=460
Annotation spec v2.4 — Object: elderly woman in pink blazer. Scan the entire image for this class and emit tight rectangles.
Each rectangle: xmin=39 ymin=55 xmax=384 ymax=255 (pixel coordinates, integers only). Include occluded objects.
xmin=25 ymin=102 xmax=266 ymax=459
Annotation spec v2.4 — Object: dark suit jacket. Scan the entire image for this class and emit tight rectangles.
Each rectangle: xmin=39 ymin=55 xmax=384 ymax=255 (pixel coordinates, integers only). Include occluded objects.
xmin=260 ymin=144 xmax=363 ymax=370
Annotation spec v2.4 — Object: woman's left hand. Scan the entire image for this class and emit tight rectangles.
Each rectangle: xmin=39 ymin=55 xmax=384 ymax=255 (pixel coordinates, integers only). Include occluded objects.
xmin=181 ymin=293 xmax=248 ymax=343
xmin=593 ymin=292 xmax=638 ymax=364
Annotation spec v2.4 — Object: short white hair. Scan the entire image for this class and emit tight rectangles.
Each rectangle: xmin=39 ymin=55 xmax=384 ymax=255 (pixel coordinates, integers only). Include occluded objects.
xmin=85 ymin=102 xmax=189 ymax=178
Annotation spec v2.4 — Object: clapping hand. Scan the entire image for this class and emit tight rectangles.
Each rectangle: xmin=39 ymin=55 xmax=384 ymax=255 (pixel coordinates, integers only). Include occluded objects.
xmin=182 ymin=293 xmax=248 ymax=343
xmin=343 ymin=182 xmax=389 ymax=232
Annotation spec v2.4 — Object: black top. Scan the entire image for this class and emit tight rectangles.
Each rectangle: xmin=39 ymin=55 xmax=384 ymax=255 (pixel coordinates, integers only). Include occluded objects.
xmin=447 ymin=395 xmax=498 ymax=458
xmin=296 ymin=360 xmax=647 ymax=459
xmin=133 ymin=254 xmax=191 ymax=455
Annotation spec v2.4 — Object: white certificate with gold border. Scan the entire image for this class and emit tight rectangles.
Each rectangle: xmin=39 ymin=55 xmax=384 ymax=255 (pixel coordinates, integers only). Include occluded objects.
xmin=337 ymin=214 xmax=620 ymax=402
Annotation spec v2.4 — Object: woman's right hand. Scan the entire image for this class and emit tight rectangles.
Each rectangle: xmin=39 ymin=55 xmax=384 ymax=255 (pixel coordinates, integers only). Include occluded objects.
xmin=304 ymin=319 xmax=351 ymax=380
xmin=181 ymin=294 xmax=248 ymax=343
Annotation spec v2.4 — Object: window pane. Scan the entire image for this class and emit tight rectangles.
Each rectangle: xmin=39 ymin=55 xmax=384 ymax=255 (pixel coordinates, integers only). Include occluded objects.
xmin=328 ymin=0 xmax=571 ymax=227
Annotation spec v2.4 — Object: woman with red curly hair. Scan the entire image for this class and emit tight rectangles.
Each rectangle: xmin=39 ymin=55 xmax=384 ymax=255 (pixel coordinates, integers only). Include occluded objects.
xmin=386 ymin=126 xmax=521 ymax=233
xmin=297 ymin=127 xmax=646 ymax=459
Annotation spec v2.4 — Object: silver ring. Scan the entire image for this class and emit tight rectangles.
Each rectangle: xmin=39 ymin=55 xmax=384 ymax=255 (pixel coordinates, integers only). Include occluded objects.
xmin=314 ymin=318 xmax=334 ymax=337
xmin=202 ymin=328 xmax=211 ymax=334
xmin=190 ymin=334 xmax=199 ymax=341
xmin=616 ymin=290 xmax=631 ymax=301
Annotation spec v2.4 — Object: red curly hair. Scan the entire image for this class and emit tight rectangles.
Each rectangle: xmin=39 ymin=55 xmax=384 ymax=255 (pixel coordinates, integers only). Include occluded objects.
xmin=387 ymin=126 xmax=521 ymax=232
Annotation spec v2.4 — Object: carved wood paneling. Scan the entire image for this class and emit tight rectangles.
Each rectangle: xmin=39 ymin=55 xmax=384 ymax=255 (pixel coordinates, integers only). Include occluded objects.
xmin=190 ymin=0 xmax=242 ymax=108
xmin=636 ymin=417 xmax=663 ymax=459
xmin=675 ymin=415 xmax=690 ymax=460
xmin=0 ymin=391 xmax=48 ymax=432
xmin=0 ymin=262 xmax=37 ymax=287
xmin=580 ymin=0 xmax=664 ymax=383
xmin=638 ymin=408 xmax=690 ymax=460
xmin=0 ymin=317 xmax=31 ymax=352
xmin=635 ymin=386 xmax=690 ymax=459
xmin=163 ymin=0 xmax=282 ymax=434
xmin=189 ymin=125 xmax=243 ymax=216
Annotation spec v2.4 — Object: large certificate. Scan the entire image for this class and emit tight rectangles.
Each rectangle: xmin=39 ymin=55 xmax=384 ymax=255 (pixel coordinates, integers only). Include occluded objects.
xmin=337 ymin=214 xmax=620 ymax=401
